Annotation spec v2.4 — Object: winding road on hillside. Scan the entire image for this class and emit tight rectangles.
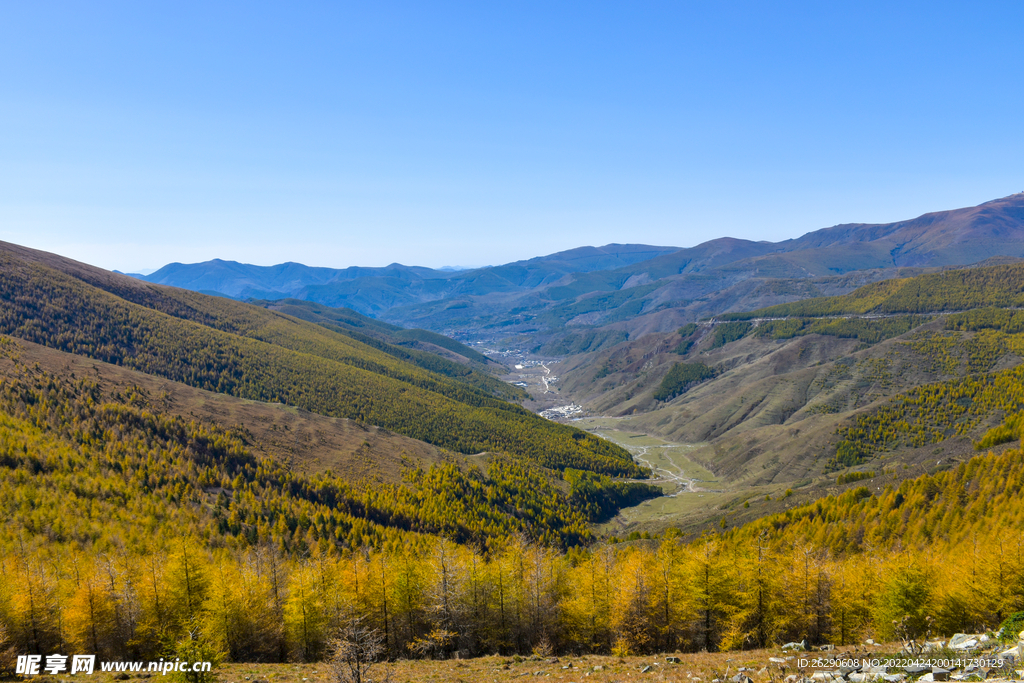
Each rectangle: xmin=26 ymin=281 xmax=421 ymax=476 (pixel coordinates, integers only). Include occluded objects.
xmin=539 ymin=361 xmax=557 ymax=393
xmin=630 ymin=446 xmax=697 ymax=495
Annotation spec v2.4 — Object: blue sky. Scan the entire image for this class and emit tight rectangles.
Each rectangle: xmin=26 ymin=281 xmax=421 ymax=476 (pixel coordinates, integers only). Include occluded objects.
xmin=2 ymin=2 xmax=1022 ymax=272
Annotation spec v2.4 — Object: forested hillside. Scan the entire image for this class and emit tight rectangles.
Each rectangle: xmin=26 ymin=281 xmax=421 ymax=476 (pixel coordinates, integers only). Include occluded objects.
xmin=0 ymin=336 xmax=661 ymax=551
xmin=258 ymin=298 xmax=496 ymax=376
xmin=702 ymin=263 xmax=1024 ymax=475
xmin=829 ymin=312 xmax=1024 ymax=469
xmin=261 ymin=298 xmax=492 ymax=362
xmin=0 ymin=332 xmax=662 ymax=660
xmin=0 ymin=246 xmax=641 ymax=477
xmin=3 ymin=342 xmax=1021 ymax=659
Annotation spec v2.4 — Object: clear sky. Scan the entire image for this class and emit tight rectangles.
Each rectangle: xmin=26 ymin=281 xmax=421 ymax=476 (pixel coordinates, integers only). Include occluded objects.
xmin=2 ymin=2 xmax=1023 ymax=272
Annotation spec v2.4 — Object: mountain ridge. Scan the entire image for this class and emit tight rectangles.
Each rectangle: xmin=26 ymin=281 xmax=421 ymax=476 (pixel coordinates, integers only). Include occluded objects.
xmin=131 ymin=194 xmax=1024 ymax=350
xmin=141 ymin=243 xmax=683 ymax=306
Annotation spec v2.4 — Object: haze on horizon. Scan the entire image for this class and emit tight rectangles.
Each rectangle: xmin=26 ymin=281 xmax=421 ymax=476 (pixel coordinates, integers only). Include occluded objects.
xmin=1 ymin=1 xmax=1023 ymax=273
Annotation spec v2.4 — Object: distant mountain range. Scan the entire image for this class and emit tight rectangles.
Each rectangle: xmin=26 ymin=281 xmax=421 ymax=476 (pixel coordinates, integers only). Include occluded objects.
xmin=138 ymin=243 xmax=680 ymax=313
xmin=136 ymin=193 xmax=1024 ymax=348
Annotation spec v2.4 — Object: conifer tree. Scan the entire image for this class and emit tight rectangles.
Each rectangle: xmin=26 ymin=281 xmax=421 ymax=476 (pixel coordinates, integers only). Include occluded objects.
xmin=688 ymin=534 xmax=735 ymax=652
xmin=66 ymin=575 xmax=117 ymax=657
xmin=285 ymin=561 xmax=328 ymax=662
xmin=610 ymin=547 xmax=655 ymax=654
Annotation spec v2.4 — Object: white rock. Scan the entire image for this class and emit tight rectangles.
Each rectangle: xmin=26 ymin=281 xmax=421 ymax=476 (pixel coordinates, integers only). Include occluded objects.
xmin=949 ymin=633 xmax=985 ymax=650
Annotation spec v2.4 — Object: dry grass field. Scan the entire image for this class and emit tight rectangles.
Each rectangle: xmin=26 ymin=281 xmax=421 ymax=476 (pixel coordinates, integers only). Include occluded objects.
xmin=22 ymin=643 xmax=1020 ymax=683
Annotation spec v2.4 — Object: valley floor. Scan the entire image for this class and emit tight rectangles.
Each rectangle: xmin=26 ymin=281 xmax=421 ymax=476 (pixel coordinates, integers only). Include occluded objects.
xmin=496 ymin=348 xmax=807 ymax=536
xmin=570 ymin=420 xmax=727 ymax=535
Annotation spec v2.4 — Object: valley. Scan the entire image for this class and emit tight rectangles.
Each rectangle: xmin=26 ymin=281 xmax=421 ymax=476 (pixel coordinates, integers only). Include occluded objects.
xmin=496 ymin=296 xmax=1024 ymax=536
xmin=8 ymin=6 xmax=1024 ymax=676
xmin=570 ymin=422 xmax=723 ymax=536
xmin=6 ymin=196 xmax=1024 ymax=665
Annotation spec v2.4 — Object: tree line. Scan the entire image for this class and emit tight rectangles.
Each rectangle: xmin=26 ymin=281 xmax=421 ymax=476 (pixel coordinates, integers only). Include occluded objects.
xmin=3 ymin=521 xmax=1022 ymax=664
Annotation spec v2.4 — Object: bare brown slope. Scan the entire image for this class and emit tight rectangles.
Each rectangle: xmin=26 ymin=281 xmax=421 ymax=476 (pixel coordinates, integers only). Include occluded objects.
xmin=780 ymin=192 xmax=1024 ymax=265
xmin=562 ymin=318 xmax=1019 ymax=485
xmin=0 ymin=335 xmax=445 ymax=484
xmin=558 ymin=321 xmax=1024 ymax=537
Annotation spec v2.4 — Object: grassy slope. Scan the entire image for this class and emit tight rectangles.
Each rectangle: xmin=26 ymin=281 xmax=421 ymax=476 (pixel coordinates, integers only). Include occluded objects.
xmin=555 ymin=262 xmax=1024 ymax=533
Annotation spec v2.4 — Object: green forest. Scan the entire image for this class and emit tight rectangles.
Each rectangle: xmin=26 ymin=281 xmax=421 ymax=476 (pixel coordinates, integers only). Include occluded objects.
xmin=653 ymin=363 xmax=717 ymax=401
